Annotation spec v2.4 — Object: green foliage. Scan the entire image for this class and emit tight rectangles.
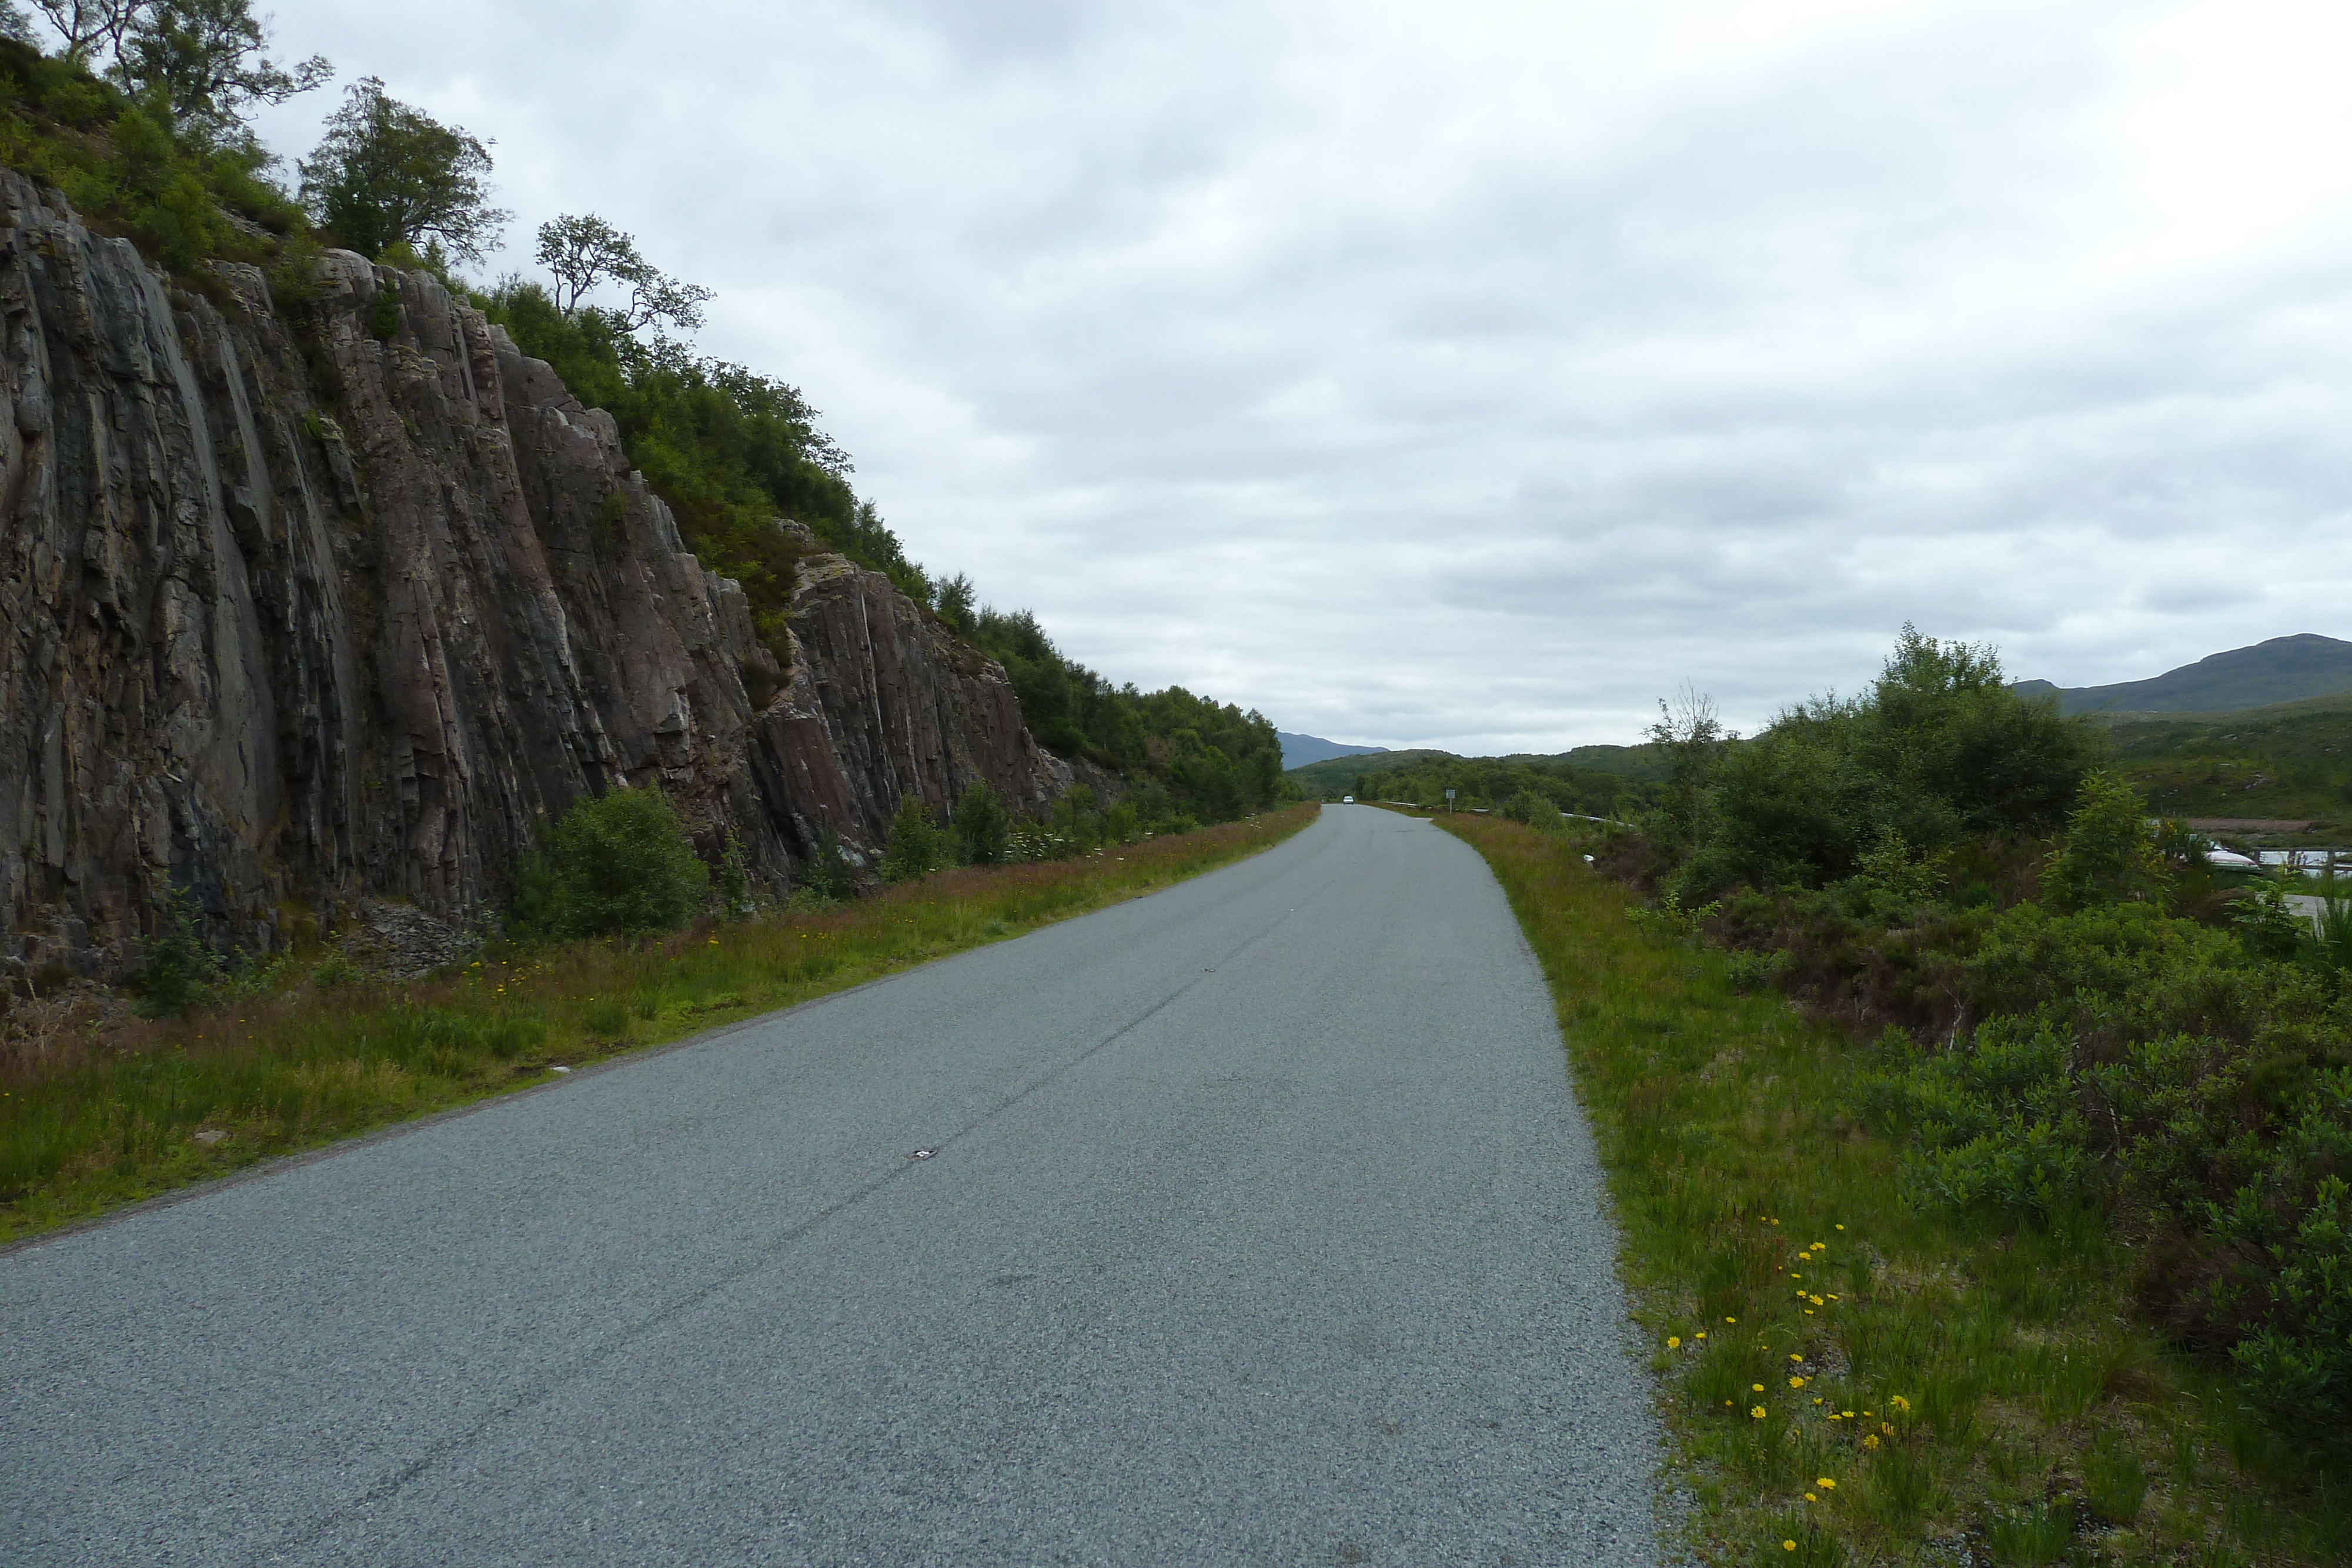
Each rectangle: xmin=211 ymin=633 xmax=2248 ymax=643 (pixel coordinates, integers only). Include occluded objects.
xmin=536 ymin=212 xmax=710 ymax=334
xmin=716 ymin=827 xmax=755 ymax=918
xmin=1448 ymin=813 xmax=2346 ymax=1564
xmin=298 ymin=75 xmax=507 ymax=263
xmin=0 ymin=37 xmax=300 ymax=273
xmin=959 ymin=604 xmax=1288 ymax=823
xmin=480 ymin=279 xmax=861 ymax=667
xmin=1502 ymin=788 xmax=1562 ymax=828
xmin=113 ymin=0 xmax=331 ymax=149
xmin=878 ymin=794 xmax=944 ymax=884
xmin=522 ymin=786 xmax=710 ymax=939
xmin=2043 ymin=771 xmax=2167 ymax=912
xmin=2103 ymin=692 xmax=2352 ymax=828
xmin=1602 ymin=626 xmax=2350 ymax=1444
xmin=1679 ymin=627 xmax=2093 ymax=898
xmin=1324 ymin=754 xmax=1651 ymax=820
xmin=952 ymin=781 xmax=1010 ymax=866
xmin=797 ymin=824 xmax=858 ymax=902
xmin=129 ymin=889 xmax=223 ymax=1018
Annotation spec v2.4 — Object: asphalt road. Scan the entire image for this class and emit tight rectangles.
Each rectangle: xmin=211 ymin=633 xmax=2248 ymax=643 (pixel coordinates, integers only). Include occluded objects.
xmin=3 ymin=805 xmax=1661 ymax=1567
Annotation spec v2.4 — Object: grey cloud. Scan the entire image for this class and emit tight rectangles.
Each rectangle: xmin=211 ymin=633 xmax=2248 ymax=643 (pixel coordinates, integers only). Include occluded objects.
xmin=246 ymin=1 xmax=2352 ymax=751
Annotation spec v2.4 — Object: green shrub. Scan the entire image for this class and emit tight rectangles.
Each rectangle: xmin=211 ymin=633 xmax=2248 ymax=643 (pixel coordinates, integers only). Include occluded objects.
xmin=526 ymin=786 xmax=709 ymax=938
xmin=129 ymin=890 xmax=223 ymax=1018
xmin=953 ymin=781 xmax=1010 ymax=865
xmin=1502 ymin=789 xmax=1561 ymax=828
xmin=879 ymin=794 xmax=944 ymax=883
xmin=798 ymin=824 xmax=859 ymax=901
xmin=716 ymin=827 xmax=756 ymax=917
xmin=2044 ymin=771 xmax=2167 ymax=913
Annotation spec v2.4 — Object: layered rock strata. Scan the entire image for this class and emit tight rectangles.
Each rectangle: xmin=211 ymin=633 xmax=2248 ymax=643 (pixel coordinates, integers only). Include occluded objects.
xmin=0 ymin=170 xmax=1067 ymax=982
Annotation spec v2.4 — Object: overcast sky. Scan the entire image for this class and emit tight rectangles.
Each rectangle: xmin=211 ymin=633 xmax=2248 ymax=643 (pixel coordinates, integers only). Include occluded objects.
xmin=229 ymin=0 xmax=2352 ymax=753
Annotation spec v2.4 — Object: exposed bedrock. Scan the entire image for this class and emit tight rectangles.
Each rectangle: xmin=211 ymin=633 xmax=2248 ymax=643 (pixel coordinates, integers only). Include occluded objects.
xmin=0 ymin=170 xmax=1068 ymax=982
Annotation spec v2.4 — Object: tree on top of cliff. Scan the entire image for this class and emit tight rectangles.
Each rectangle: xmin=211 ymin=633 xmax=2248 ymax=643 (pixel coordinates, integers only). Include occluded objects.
xmin=299 ymin=75 xmax=508 ymax=264
xmin=113 ymin=0 xmax=329 ymax=148
xmin=25 ymin=0 xmax=327 ymax=147
xmin=537 ymin=213 xmax=712 ymax=337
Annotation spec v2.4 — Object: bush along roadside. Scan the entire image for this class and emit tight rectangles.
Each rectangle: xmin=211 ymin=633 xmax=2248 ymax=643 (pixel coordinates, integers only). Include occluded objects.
xmin=1435 ymin=809 xmax=2349 ymax=1567
xmin=0 ymin=805 xmax=1318 ymax=1247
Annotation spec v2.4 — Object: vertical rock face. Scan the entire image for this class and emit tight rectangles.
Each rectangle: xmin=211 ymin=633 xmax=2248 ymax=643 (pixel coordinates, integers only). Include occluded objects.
xmin=0 ymin=170 xmax=1067 ymax=981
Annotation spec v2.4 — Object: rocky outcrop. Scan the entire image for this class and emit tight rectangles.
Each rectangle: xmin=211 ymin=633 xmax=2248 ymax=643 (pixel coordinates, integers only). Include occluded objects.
xmin=0 ymin=170 xmax=1068 ymax=984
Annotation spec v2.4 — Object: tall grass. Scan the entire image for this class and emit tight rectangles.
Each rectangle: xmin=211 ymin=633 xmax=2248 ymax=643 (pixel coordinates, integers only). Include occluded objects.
xmin=1 ymin=807 xmax=1317 ymax=1245
xmin=1434 ymin=810 xmax=2347 ymax=1567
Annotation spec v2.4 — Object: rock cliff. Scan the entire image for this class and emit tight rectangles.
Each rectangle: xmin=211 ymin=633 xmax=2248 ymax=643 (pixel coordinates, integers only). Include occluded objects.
xmin=0 ymin=169 xmax=1070 ymax=982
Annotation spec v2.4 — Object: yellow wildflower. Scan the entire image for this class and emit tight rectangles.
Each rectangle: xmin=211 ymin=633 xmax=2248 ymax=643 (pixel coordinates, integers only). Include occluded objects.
xmin=1804 ymin=1493 xmax=1817 ymax=1503
xmin=1789 ymin=1354 xmax=1805 ymax=1362
xmin=1752 ymin=1406 xmax=1768 ymax=1420
xmin=1783 ymin=1541 xmax=1796 ymax=1552
xmin=1666 ymin=1337 xmax=1681 ymax=1350
xmin=1889 ymin=1395 xmax=1910 ymax=1412
xmin=1818 ymin=1478 xmax=1836 ymax=1490
xmin=1835 ymin=1223 xmax=1845 ymax=1231
xmin=1753 ymin=1383 xmax=1766 ymax=1393
xmin=1863 ymin=1435 xmax=1880 ymax=1450
xmin=1726 ymin=1317 xmax=1737 ymax=1324
xmin=1790 ymin=1377 xmax=1806 ymax=1388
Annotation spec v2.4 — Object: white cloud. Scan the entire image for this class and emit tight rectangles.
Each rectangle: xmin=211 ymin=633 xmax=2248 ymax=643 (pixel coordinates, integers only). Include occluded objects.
xmin=243 ymin=0 xmax=2352 ymax=751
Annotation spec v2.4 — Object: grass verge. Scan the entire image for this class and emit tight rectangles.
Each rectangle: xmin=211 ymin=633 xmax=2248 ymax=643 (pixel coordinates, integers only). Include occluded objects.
xmin=1 ymin=805 xmax=1317 ymax=1246
xmin=1435 ymin=810 xmax=2348 ymax=1567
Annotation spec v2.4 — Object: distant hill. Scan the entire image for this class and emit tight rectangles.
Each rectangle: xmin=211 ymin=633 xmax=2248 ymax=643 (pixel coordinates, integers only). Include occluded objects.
xmin=1276 ymin=731 xmax=1390 ymax=770
xmin=2016 ymin=634 xmax=2352 ymax=716
xmin=2103 ymin=690 xmax=2352 ymax=838
xmin=1286 ymin=749 xmax=1455 ymax=795
xmin=1515 ymin=743 xmax=1675 ymax=782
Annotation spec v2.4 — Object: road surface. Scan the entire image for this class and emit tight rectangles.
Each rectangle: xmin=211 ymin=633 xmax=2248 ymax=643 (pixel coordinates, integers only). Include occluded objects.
xmin=3 ymin=805 xmax=1660 ymax=1566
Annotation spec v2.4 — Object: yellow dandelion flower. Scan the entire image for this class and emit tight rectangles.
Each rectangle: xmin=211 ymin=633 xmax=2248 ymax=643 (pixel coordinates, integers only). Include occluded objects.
xmin=1804 ymin=1309 xmax=1816 ymax=1316
xmin=1826 ymin=1294 xmax=1840 ymax=1302
xmin=1813 ymin=1398 xmax=1824 ymax=1405
xmin=1753 ymin=1383 xmax=1766 ymax=1392
xmin=1818 ymin=1478 xmax=1836 ymax=1490
xmin=1789 ymin=1354 xmax=1805 ymax=1362
xmin=1696 ymin=1332 xmax=1708 ymax=1340
xmin=1835 ymin=1223 xmax=1845 ymax=1231
xmin=1889 ymin=1395 xmax=1910 ymax=1412
xmin=1752 ymin=1406 xmax=1768 ymax=1420
xmin=1667 ymin=1337 xmax=1681 ymax=1349
xmin=1841 ymin=1410 xmax=1855 ymax=1418
xmin=1790 ymin=1377 xmax=1806 ymax=1388
xmin=1804 ymin=1493 xmax=1817 ymax=1503
xmin=1783 ymin=1540 xmax=1796 ymax=1552
xmin=1791 ymin=1273 xmax=1802 ymax=1280
xmin=1882 ymin=1422 xmax=1896 ymax=1436
xmin=1726 ymin=1317 xmax=1738 ymax=1324
xmin=1770 ymin=1218 xmax=1781 ymax=1225
xmin=1810 ymin=1296 xmax=1825 ymax=1306
xmin=1863 ymin=1435 xmax=1880 ymax=1450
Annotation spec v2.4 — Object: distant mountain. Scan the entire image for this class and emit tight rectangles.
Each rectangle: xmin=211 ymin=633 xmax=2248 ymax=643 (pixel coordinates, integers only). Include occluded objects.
xmin=2016 ymin=634 xmax=2352 ymax=716
xmin=1285 ymin=749 xmax=1455 ymax=795
xmin=1277 ymin=731 xmax=1390 ymax=769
